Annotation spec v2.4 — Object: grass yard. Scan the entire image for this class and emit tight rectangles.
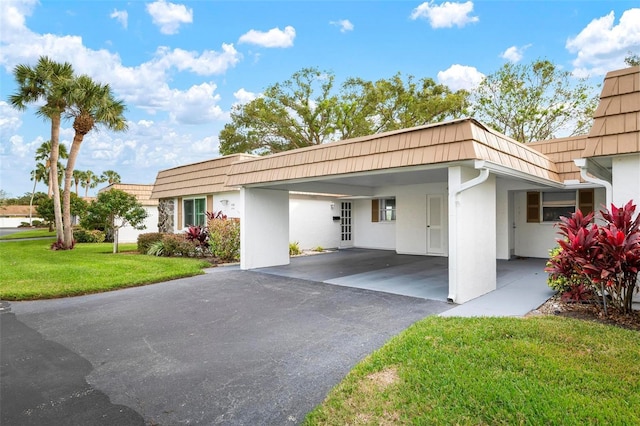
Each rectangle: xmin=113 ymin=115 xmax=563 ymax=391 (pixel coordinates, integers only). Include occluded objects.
xmin=305 ymin=316 xmax=640 ymax=425
xmin=0 ymin=239 xmax=210 ymax=300
xmin=0 ymin=229 xmax=56 ymax=240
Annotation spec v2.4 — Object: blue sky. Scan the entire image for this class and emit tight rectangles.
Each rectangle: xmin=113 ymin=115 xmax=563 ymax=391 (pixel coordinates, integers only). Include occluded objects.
xmin=1 ymin=0 xmax=639 ymax=198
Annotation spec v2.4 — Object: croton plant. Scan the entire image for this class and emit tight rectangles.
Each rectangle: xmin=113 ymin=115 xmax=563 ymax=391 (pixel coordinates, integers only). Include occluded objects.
xmin=545 ymin=201 xmax=640 ymax=314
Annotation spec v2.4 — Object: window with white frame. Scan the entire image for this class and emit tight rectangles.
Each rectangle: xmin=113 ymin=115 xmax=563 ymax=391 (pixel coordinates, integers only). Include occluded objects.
xmin=526 ymin=189 xmax=594 ymax=223
xmin=371 ymin=198 xmax=396 ymax=222
xmin=184 ymin=198 xmax=206 ymax=227
xmin=542 ymin=192 xmax=576 ymax=222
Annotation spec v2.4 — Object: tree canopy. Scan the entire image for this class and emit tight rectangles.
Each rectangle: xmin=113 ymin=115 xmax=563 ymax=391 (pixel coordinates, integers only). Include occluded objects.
xmin=471 ymin=59 xmax=598 ymax=143
xmin=219 ymin=67 xmax=469 ymax=155
xmin=81 ymin=189 xmax=146 ymax=253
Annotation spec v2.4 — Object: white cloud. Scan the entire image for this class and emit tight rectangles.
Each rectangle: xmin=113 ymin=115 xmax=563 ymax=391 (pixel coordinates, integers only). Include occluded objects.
xmin=567 ymin=8 xmax=640 ymax=77
xmin=169 ymin=82 xmax=226 ymax=124
xmin=500 ymin=44 xmax=532 ymax=63
xmin=233 ymin=88 xmax=258 ymax=105
xmin=146 ymin=0 xmax=193 ymax=35
xmin=437 ymin=64 xmax=485 ymax=91
xmin=154 ymin=44 xmax=241 ymax=75
xmin=330 ymin=19 xmax=354 ymax=33
xmin=238 ymin=26 xmax=296 ymax=48
xmin=410 ymin=1 xmax=479 ymax=28
xmin=0 ymin=101 xmax=23 ymax=135
xmin=110 ymin=9 xmax=128 ymax=29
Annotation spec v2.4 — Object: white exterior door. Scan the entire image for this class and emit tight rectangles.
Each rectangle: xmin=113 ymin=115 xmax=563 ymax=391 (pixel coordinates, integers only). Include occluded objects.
xmin=340 ymin=201 xmax=354 ymax=248
xmin=427 ymin=194 xmax=444 ymax=255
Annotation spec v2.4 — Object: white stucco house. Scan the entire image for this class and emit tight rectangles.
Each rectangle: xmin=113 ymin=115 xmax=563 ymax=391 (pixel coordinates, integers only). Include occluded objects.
xmin=97 ymin=183 xmax=159 ymax=243
xmin=151 ymin=66 xmax=640 ymax=304
xmin=150 ymin=154 xmax=342 ymax=251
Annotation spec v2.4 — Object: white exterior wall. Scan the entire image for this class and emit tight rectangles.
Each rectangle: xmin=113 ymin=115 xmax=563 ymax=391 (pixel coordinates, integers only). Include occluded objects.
xmin=395 ymin=183 xmax=448 ymax=255
xmin=513 ymin=188 xmax=606 ymax=258
xmin=213 ymin=191 xmax=242 ymax=219
xmin=0 ymin=217 xmax=42 ymax=228
xmin=352 ymin=198 xmax=396 ymax=250
xmin=448 ymin=166 xmax=496 ymax=303
xmin=289 ymin=195 xmax=340 ymax=250
xmin=611 ymin=154 xmax=640 ymax=207
xmin=118 ymin=205 xmax=159 ymax=243
xmin=240 ymin=188 xmax=289 ymax=269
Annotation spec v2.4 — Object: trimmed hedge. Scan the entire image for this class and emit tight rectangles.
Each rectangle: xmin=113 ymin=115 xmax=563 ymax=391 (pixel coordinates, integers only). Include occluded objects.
xmin=73 ymin=229 xmax=106 ymax=243
xmin=137 ymin=232 xmax=165 ymax=254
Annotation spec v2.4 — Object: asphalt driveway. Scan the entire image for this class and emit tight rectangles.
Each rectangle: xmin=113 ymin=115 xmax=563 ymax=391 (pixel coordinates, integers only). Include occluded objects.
xmin=1 ymin=268 xmax=449 ymax=425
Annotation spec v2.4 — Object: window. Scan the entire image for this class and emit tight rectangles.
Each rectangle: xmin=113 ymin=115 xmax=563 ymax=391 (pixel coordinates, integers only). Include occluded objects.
xmin=184 ymin=198 xmax=206 ymax=227
xmin=371 ymin=198 xmax=396 ymax=222
xmin=542 ymin=192 xmax=576 ymax=222
xmin=526 ymin=189 xmax=595 ymax=223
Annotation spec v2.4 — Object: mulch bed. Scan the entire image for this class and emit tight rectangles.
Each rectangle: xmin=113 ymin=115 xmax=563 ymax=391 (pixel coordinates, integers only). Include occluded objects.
xmin=528 ymin=295 xmax=640 ymax=331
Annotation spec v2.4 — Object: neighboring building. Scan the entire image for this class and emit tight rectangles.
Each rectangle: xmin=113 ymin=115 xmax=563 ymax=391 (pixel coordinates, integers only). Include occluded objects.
xmin=0 ymin=205 xmax=41 ymax=228
xmin=98 ymin=184 xmax=159 ymax=243
xmin=148 ymin=66 xmax=640 ymax=305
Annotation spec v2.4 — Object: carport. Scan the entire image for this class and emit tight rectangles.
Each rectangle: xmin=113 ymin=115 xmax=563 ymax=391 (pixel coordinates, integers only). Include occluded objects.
xmin=225 ymin=118 xmax=562 ymax=304
xmin=256 ymin=248 xmax=550 ymax=305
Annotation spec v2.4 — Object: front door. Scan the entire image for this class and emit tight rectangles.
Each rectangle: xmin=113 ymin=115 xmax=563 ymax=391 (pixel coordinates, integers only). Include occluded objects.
xmin=340 ymin=201 xmax=353 ymax=248
xmin=427 ymin=194 xmax=444 ymax=255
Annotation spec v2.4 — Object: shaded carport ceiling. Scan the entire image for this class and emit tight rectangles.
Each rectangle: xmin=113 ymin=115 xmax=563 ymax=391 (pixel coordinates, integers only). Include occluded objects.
xmin=225 ymin=118 xmax=562 ymax=196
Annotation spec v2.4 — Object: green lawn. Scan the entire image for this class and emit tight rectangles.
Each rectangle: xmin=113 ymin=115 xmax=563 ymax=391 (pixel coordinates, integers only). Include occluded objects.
xmin=0 ymin=229 xmax=56 ymax=240
xmin=305 ymin=316 xmax=640 ymax=425
xmin=0 ymin=239 xmax=210 ymax=300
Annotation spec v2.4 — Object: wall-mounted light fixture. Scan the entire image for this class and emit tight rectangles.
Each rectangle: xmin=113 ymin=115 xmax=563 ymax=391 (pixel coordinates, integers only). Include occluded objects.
xmin=220 ymin=199 xmax=229 ymax=206
xmin=330 ymin=202 xmax=335 ymax=210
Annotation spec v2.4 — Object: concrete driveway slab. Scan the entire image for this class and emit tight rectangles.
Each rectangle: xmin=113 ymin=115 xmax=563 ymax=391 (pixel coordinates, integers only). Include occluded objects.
xmin=1 ymin=269 xmax=449 ymax=425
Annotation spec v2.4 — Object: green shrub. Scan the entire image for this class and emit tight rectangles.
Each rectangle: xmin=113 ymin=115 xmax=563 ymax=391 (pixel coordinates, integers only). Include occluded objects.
xmin=73 ymin=229 xmax=106 ymax=243
xmin=208 ymin=218 xmax=240 ymax=262
xmin=161 ymin=234 xmax=197 ymax=257
xmin=147 ymin=240 xmax=165 ymax=257
xmin=31 ymin=220 xmax=44 ymax=227
xmin=546 ymin=246 xmax=588 ymax=292
xmin=289 ymin=241 xmax=302 ymax=256
xmin=313 ymin=246 xmax=324 ymax=252
xmin=137 ymin=232 xmax=165 ymax=254
xmin=18 ymin=222 xmax=31 ymax=228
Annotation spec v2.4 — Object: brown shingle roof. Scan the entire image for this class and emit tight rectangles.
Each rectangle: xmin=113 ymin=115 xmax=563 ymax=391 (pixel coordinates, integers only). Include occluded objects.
xmin=150 ymin=154 xmax=258 ymax=199
xmin=0 ymin=205 xmax=36 ymax=216
xmin=527 ymin=136 xmax=588 ymax=183
xmin=583 ymin=66 xmax=640 ymax=158
xmin=100 ymin=184 xmax=158 ymax=205
xmin=225 ymin=118 xmax=560 ymax=187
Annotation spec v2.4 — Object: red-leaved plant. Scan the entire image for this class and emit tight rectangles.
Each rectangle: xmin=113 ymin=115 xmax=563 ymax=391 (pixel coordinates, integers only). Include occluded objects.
xmin=545 ymin=201 xmax=640 ymax=314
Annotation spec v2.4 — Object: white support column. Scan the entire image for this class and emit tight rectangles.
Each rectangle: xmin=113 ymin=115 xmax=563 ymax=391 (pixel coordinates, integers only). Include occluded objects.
xmin=240 ymin=187 xmax=290 ymax=270
xmin=448 ymin=166 xmax=497 ymax=304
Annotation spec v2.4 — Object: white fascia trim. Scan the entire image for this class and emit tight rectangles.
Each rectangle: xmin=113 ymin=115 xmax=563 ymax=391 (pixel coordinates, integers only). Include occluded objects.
xmin=479 ymin=160 xmax=565 ymax=189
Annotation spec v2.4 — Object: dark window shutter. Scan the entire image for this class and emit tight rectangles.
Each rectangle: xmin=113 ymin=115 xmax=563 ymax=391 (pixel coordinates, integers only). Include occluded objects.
xmin=527 ymin=192 xmax=540 ymax=223
xmin=578 ymin=189 xmax=595 ymax=215
xmin=371 ymin=199 xmax=379 ymax=222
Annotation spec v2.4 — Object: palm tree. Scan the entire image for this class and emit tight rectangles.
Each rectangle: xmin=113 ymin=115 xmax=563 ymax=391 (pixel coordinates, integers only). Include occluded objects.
xmin=72 ymin=169 xmax=86 ymax=195
xmin=29 ymin=163 xmax=48 ymax=225
xmin=100 ymin=169 xmax=121 ymax=185
xmin=35 ymin=140 xmax=68 ymax=197
xmin=10 ymin=57 xmax=74 ymax=242
xmin=61 ymin=75 xmax=127 ymax=248
xmin=80 ymin=170 xmax=99 ymax=198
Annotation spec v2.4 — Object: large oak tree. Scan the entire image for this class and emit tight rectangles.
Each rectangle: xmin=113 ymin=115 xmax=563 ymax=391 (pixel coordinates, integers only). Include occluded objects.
xmin=471 ymin=59 xmax=598 ymax=143
xmin=219 ymin=68 xmax=470 ymax=155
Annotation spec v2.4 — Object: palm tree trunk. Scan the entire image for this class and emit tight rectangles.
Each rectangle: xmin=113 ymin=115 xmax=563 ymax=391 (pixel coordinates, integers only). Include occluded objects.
xmin=29 ymin=174 xmax=37 ymax=226
xmin=63 ymin=133 xmax=84 ymax=249
xmin=50 ymin=115 xmax=64 ymax=243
